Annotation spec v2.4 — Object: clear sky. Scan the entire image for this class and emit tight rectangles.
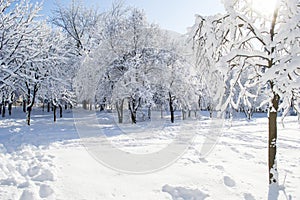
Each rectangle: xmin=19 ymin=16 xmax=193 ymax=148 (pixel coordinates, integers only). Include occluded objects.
xmin=39 ymin=0 xmax=225 ymax=33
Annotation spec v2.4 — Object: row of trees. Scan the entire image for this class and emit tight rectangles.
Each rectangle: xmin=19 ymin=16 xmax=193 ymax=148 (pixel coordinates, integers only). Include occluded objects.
xmin=0 ymin=0 xmax=201 ymax=125
xmin=76 ymin=4 xmax=198 ymax=124
xmin=0 ymin=0 xmax=78 ymax=125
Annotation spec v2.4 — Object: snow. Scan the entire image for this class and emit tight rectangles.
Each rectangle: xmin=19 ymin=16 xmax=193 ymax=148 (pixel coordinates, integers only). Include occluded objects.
xmin=0 ymin=108 xmax=299 ymax=199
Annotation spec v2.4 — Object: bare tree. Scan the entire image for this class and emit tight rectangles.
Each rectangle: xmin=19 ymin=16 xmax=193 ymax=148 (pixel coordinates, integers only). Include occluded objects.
xmin=51 ymin=0 xmax=101 ymax=54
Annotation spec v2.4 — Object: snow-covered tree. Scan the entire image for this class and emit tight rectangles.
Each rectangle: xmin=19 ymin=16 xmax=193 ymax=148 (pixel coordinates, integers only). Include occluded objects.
xmin=0 ymin=0 xmax=43 ymax=117
xmin=76 ymin=5 xmax=160 ymax=123
xmin=50 ymin=0 xmax=101 ymax=54
xmin=0 ymin=0 xmax=74 ymax=124
xmin=192 ymin=0 xmax=300 ymax=184
xmin=77 ymin=4 xmax=196 ymax=124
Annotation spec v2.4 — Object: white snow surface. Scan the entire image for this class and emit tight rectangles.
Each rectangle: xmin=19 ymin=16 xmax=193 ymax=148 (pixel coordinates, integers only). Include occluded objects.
xmin=0 ymin=108 xmax=299 ymax=200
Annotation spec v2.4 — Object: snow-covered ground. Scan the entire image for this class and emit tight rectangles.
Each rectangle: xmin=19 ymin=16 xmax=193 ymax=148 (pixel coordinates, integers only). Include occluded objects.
xmin=0 ymin=108 xmax=299 ymax=200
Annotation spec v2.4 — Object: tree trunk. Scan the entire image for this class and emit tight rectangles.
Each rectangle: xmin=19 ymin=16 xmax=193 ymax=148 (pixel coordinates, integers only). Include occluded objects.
xmin=23 ymin=99 xmax=26 ymax=113
xmin=26 ymin=107 xmax=31 ymax=125
xmin=47 ymin=102 xmax=50 ymax=112
xmin=129 ymin=98 xmax=139 ymax=124
xmin=59 ymin=105 xmax=63 ymax=118
xmin=130 ymin=110 xmax=137 ymax=124
xmin=53 ymin=105 xmax=57 ymax=122
xmin=116 ymin=100 xmax=124 ymax=123
xmin=1 ymin=103 xmax=5 ymax=118
xmin=26 ymin=84 xmax=38 ymax=126
xmin=267 ymin=4 xmax=280 ymax=185
xmin=198 ymin=96 xmax=202 ymax=110
xmin=8 ymin=103 xmax=12 ymax=116
xmin=182 ymin=110 xmax=186 ymax=120
xmin=82 ymin=100 xmax=86 ymax=109
xmin=268 ymin=94 xmax=279 ymax=184
xmin=148 ymin=106 xmax=151 ymax=120
xmin=169 ymin=92 xmax=175 ymax=123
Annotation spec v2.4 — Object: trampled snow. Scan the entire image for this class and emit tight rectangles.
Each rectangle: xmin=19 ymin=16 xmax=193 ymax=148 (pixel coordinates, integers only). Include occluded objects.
xmin=0 ymin=108 xmax=299 ymax=200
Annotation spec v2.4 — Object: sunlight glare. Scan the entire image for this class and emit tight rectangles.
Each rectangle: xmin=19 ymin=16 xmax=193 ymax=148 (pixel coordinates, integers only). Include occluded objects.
xmin=251 ymin=0 xmax=278 ymax=16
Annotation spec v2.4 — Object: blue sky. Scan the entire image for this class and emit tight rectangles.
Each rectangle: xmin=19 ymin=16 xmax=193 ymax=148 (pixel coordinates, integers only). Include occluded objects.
xmin=39 ymin=0 xmax=225 ymax=33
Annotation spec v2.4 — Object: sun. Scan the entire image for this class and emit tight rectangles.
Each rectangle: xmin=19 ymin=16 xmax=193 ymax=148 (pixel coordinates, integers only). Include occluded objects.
xmin=251 ymin=0 xmax=278 ymax=16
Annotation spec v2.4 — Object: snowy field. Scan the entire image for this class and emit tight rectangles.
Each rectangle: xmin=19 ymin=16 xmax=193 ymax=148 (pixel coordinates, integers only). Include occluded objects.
xmin=0 ymin=108 xmax=299 ymax=200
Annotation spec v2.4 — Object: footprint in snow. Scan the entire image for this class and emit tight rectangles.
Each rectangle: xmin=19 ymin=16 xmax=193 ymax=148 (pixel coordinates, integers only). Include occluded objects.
xmin=243 ymin=193 xmax=256 ymax=200
xmin=230 ymin=147 xmax=239 ymax=153
xmin=39 ymin=184 xmax=54 ymax=198
xmin=214 ymin=165 xmax=224 ymax=170
xmin=223 ymin=176 xmax=236 ymax=187
xmin=32 ymin=169 xmax=54 ymax=182
xmin=162 ymin=184 xmax=208 ymax=200
xmin=19 ymin=190 xmax=37 ymax=200
xmin=244 ymin=153 xmax=255 ymax=160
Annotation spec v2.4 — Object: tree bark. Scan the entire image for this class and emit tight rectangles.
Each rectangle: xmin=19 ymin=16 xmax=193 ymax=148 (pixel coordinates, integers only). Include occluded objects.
xmin=46 ymin=102 xmax=49 ymax=112
xmin=83 ymin=100 xmax=88 ymax=110
xmin=268 ymin=7 xmax=279 ymax=184
xmin=182 ymin=110 xmax=186 ymax=120
xmin=59 ymin=104 xmax=63 ymax=118
xmin=130 ymin=109 xmax=137 ymax=124
xmin=148 ymin=106 xmax=151 ymax=120
xmin=268 ymin=94 xmax=279 ymax=184
xmin=53 ymin=105 xmax=57 ymax=122
xmin=23 ymin=99 xmax=26 ymax=113
xmin=26 ymin=83 xmax=38 ymax=126
xmin=128 ymin=97 xmax=140 ymax=124
xmin=8 ymin=103 xmax=12 ymax=116
xmin=1 ymin=103 xmax=5 ymax=118
xmin=116 ymin=100 xmax=124 ymax=123
xmin=27 ymin=107 xmax=31 ymax=125
xmin=169 ymin=92 xmax=175 ymax=123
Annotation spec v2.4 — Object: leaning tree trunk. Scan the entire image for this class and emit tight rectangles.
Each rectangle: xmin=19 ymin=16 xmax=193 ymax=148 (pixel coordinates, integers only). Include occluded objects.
xmin=268 ymin=94 xmax=279 ymax=184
